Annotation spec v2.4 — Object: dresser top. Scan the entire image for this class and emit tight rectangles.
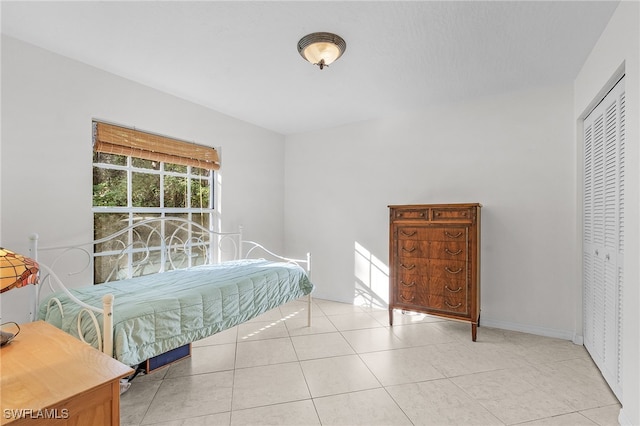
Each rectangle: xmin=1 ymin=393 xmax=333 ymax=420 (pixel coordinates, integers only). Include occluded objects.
xmin=0 ymin=321 xmax=133 ymax=417
xmin=388 ymin=203 xmax=481 ymax=209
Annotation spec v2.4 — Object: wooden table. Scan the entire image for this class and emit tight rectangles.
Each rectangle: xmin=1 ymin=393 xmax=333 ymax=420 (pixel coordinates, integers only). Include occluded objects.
xmin=0 ymin=321 xmax=134 ymax=425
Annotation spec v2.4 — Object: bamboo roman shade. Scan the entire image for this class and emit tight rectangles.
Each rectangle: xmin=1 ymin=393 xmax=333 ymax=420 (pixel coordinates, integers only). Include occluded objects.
xmin=93 ymin=122 xmax=220 ymax=170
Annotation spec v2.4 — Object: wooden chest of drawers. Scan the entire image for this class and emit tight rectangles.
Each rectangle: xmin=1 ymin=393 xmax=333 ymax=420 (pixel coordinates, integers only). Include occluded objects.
xmin=388 ymin=203 xmax=481 ymax=341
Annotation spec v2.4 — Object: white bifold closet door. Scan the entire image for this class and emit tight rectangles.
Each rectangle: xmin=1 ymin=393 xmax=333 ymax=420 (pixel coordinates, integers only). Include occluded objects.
xmin=583 ymin=76 xmax=625 ymax=400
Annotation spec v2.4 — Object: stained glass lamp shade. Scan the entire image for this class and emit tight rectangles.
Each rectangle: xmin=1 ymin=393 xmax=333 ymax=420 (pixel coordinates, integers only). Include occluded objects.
xmin=0 ymin=247 xmax=39 ymax=293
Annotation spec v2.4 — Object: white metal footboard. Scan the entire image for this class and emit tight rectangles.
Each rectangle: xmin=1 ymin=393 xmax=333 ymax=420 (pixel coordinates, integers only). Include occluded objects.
xmin=242 ymin=239 xmax=313 ymax=326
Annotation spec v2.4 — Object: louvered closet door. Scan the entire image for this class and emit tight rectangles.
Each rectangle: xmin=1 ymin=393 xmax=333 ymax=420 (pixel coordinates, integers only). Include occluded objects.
xmin=583 ymin=76 xmax=625 ymax=400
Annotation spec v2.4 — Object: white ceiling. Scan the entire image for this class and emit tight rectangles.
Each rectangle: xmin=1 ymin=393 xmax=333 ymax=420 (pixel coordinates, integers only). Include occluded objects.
xmin=1 ymin=1 xmax=619 ymax=135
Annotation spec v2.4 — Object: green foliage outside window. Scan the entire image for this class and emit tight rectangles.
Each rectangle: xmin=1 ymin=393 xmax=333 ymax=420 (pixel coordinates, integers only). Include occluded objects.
xmin=92 ymin=154 xmax=214 ymax=283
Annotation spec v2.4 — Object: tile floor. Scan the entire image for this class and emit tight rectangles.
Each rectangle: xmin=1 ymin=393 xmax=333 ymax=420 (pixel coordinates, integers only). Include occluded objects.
xmin=120 ymin=298 xmax=621 ymax=425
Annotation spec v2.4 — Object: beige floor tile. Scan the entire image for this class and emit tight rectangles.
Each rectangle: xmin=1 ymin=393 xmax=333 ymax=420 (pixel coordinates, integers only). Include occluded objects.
xmin=451 ymin=368 xmax=575 ymax=424
xmin=246 ymin=307 xmax=285 ymax=323
xmin=300 ymin=354 xmax=381 ymax=397
xmin=429 ymin=341 xmax=530 ymax=377
xmin=232 ymin=362 xmax=310 ymax=410
xmin=165 ymin=343 xmax=236 ymax=378
xmin=291 ymin=332 xmax=355 ymax=360
xmin=237 ymin=319 xmax=289 ymax=341
xmin=120 ymin=299 xmax=621 ymax=426
xmin=360 ymin=346 xmax=445 ymax=386
xmin=389 ymin=309 xmax=449 ymax=325
xmin=141 ymin=371 xmax=233 ymax=424
xmin=478 ymin=389 xmax=575 ymax=425
xmin=431 ymin=318 xmax=479 ymax=341
xmin=120 ymin=379 xmax=162 ymax=425
xmin=525 ymin=362 xmax=619 ymax=411
xmin=390 ymin=322 xmax=458 ymax=346
xmin=284 ymin=315 xmax=338 ymax=336
xmin=327 ymin=311 xmax=386 ymax=331
xmin=230 ymin=400 xmax=320 ymax=426
xmin=367 ymin=308 xmax=394 ymax=326
xmin=386 ymin=379 xmax=503 ymax=425
xmin=510 ymin=338 xmax=591 ymax=364
xmin=314 ymin=388 xmax=412 ymax=425
xmin=278 ymin=299 xmax=323 ymax=319
xmin=341 ymin=326 xmax=409 ymax=353
xmin=145 ymin=412 xmax=231 ymax=425
xmin=579 ymin=404 xmax=622 ymax=426
xmin=192 ymin=326 xmax=238 ymax=346
xmin=315 ymin=300 xmax=366 ymax=316
xmin=235 ymin=337 xmax=297 ymax=368
xmin=520 ymin=412 xmax=598 ymax=425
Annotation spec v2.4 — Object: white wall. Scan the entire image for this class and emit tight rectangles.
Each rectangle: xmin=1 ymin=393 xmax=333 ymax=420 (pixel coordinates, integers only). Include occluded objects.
xmin=574 ymin=2 xmax=639 ymax=425
xmin=0 ymin=36 xmax=286 ymax=323
xmin=285 ymin=83 xmax=577 ymax=339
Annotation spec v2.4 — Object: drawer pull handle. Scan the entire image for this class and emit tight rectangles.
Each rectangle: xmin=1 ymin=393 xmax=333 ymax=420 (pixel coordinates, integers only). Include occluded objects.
xmin=401 ymin=263 xmax=416 ymax=270
xmin=445 ymin=285 xmax=462 ymax=293
xmin=400 ymin=293 xmax=415 ymax=302
xmin=445 ymin=248 xmax=462 ymax=255
xmin=445 ymin=301 xmax=462 ymax=309
xmin=445 ymin=231 xmax=463 ymax=238
xmin=401 ymin=280 xmax=416 ymax=287
xmin=445 ymin=266 xmax=463 ymax=274
xmin=400 ymin=230 xmax=417 ymax=237
xmin=402 ymin=246 xmax=416 ymax=253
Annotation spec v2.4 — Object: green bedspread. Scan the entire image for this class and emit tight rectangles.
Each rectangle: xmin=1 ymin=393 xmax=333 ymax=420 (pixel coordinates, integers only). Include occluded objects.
xmin=38 ymin=259 xmax=314 ymax=366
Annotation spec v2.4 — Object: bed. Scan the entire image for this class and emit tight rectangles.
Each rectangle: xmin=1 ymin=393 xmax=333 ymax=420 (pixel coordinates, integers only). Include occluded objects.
xmin=31 ymin=217 xmax=314 ymax=367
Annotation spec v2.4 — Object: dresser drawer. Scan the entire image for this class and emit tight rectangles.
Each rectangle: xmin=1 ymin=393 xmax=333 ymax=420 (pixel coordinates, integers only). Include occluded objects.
xmin=431 ymin=207 xmax=474 ymax=222
xmin=397 ymin=240 xmax=429 ymax=258
xmin=397 ymin=292 xmax=468 ymax=315
xmin=428 ymin=277 xmax=468 ymax=297
xmin=429 ymin=241 xmax=467 ymax=260
xmin=395 ymin=259 xmax=429 ymax=275
xmin=391 ymin=207 xmax=429 ymax=221
xmin=429 ymin=228 xmax=468 ymax=242
xmin=395 ymin=273 xmax=428 ymax=291
xmin=429 ymin=259 xmax=468 ymax=279
xmin=396 ymin=227 xmax=424 ymax=240
xmin=427 ymin=293 xmax=469 ymax=315
xmin=396 ymin=227 xmax=467 ymax=242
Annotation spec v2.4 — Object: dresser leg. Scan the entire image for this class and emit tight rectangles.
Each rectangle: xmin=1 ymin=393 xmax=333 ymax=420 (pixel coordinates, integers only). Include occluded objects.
xmin=389 ymin=308 xmax=394 ymax=326
xmin=472 ymin=323 xmax=477 ymax=341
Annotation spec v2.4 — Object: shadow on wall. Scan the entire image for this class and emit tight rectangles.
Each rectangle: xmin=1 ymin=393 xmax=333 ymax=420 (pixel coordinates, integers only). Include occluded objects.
xmin=354 ymin=241 xmax=389 ymax=309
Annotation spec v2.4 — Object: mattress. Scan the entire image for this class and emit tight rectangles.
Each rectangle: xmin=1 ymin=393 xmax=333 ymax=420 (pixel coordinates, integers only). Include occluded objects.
xmin=38 ymin=259 xmax=314 ymax=366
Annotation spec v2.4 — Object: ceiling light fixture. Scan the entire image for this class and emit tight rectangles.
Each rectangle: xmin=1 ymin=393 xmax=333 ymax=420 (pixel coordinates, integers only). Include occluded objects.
xmin=297 ymin=32 xmax=346 ymax=70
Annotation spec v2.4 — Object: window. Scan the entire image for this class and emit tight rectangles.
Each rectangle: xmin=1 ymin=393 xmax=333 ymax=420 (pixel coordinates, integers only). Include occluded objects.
xmin=92 ymin=121 xmax=220 ymax=283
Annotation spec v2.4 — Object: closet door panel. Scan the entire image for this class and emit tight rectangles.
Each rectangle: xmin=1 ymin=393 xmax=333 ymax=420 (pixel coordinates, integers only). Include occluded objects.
xmin=582 ymin=76 xmax=624 ymax=400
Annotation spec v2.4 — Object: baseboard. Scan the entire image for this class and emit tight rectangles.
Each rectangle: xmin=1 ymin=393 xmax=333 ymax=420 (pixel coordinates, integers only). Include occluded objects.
xmin=572 ymin=333 xmax=584 ymax=345
xmin=480 ymin=318 xmax=577 ymax=342
xmin=618 ymin=407 xmax=632 ymax=426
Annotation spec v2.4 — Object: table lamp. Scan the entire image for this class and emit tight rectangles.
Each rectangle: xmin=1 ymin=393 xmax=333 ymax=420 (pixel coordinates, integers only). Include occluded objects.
xmin=0 ymin=247 xmax=40 ymax=346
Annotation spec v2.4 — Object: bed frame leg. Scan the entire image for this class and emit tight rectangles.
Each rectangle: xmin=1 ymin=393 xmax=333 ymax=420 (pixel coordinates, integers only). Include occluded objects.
xmin=102 ymin=294 xmax=115 ymax=357
xmin=306 ymin=252 xmax=312 ymax=327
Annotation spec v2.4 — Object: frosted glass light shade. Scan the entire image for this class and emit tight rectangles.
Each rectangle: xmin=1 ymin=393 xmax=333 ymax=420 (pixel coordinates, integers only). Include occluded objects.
xmin=297 ymin=32 xmax=346 ymax=70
